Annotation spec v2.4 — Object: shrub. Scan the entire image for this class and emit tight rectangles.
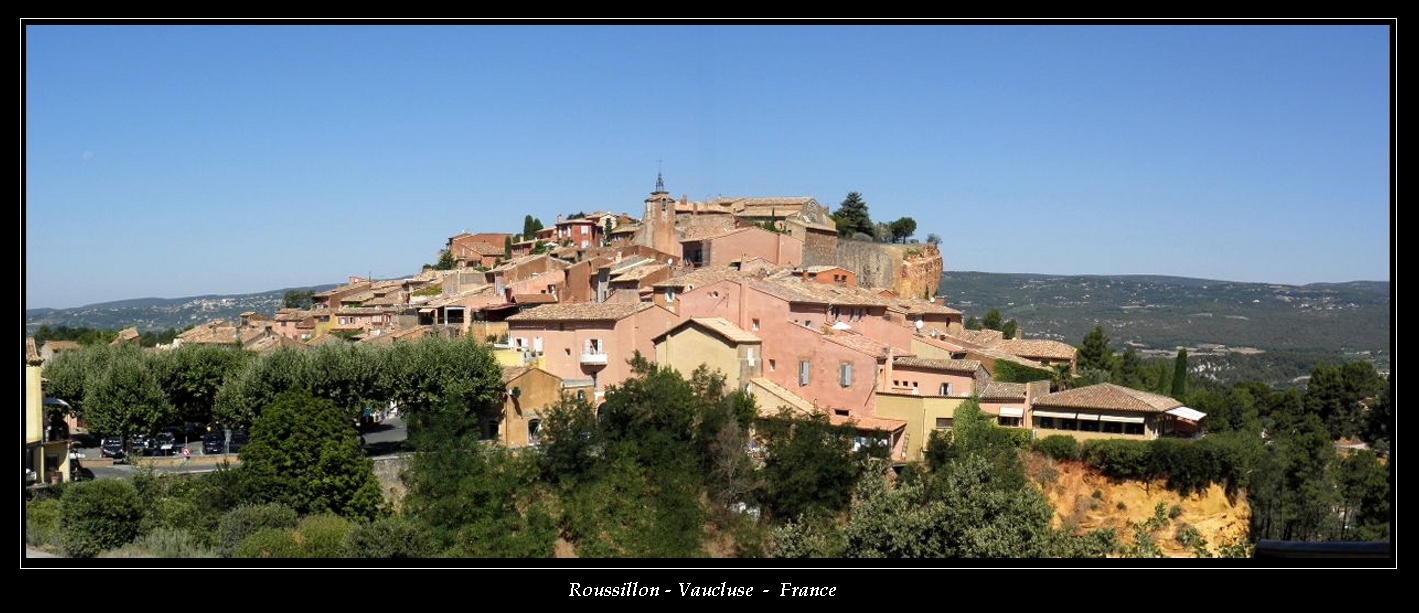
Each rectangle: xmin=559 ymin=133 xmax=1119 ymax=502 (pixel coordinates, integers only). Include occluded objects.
xmin=60 ymin=480 xmax=145 ymax=558
xmin=217 ymin=503 xmax=298 ymax=557
xmin=344 ymin=516 xmax=439 ymax=558
xmin=1034 ymin=435 xmax=1081 ymax=461
xmin=295 ymin=514 xmax=354 ymax=558
xmin=233 ymin=527 xmax=302 ymax=559
xmin=1082 ymin=439 xmax=1152 ymax=481
xmin=102 ymin=527 xmax=218 ymax=558
xmin=26 ymin=498 xmax=62 ymax=548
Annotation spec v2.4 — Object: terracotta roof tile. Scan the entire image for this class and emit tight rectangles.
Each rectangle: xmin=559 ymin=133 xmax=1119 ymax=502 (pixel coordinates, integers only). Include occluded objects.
xmin=610 ymin=263 xmax=668 ymax=282
xmin=512 ymin=293 xmax=558 ymax=305
xmin=980 ymin=381 xmax=1027 ymax=400
xmin=656 ymin=317 xmax=761 ymax=344
xmin=653 ymin=266 xmax=752 ymax=289
xmin=1033 ymin=383 xmax=1182 ymax=413
xmin=892 ymin=357 xmax=983 ymax=373
xmin=506 ymin=301 xmax=655 ymax=322
xmin=820 ymin=329 xmax=892 ymax=357
xmin=989 ymin=338 xmax=1078 ymax=360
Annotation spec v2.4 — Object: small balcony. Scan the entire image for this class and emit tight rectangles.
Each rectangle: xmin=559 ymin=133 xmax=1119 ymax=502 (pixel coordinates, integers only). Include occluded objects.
xmin=579 ymin=352 xmax=609 ymax=366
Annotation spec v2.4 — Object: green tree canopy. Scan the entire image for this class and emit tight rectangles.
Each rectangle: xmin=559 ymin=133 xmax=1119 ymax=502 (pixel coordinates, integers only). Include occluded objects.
xmin=888 ymin=216 xmax=917 ymax=243
xmin=82 ymin=345 xmax=173 ymax=440
xmin=523 ymin=215 xmax=544 ymax=238
xmin=238 ymin=390 xmax=383 ymax=519
xmin=1171 ymin=348 xmax=1189 ymax=401
xmin=152 ymin=345 xmax=252 ymax=426
xmin=433 ymin=249 xmax=457 ymax=270
xmin=1000 ymin=319 xmax=1018 ymax=340
xmin=1078 ymin=325 xmax=1115 ymax=373
xmin=832 ymin=191 xmax=873 ymax=238
xmin=282 ymin=290 xmax=314 ymax=309
xmin=982 ymin=308 xmax=1003 ymax=331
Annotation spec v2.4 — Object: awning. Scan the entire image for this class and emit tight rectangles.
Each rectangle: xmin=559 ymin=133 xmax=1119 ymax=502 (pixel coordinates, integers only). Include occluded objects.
xmin=418 ymin=308 xmax=434 ymax=314
xmin=1032 ymin=410 xmax=1075 ymax=419
xmin=1100 ymin=414 xmax=1146 ymax=424
xmin=999 ymin=407 xmax=1024 ymax=418
xmin=1166 ymin=406 xmax=1207 ymax=422
xmin=1074 ymin=412 xmax=1100 ymax=421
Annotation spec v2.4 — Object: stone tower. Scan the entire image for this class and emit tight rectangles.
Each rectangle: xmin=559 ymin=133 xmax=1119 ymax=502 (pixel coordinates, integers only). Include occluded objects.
xmin=640 ymin=172 xmax=678 ymax=255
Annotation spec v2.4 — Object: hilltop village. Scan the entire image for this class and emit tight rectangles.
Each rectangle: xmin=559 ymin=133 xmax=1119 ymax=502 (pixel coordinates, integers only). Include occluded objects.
xmin=82 ymin=177 xmax=1204 ymax=463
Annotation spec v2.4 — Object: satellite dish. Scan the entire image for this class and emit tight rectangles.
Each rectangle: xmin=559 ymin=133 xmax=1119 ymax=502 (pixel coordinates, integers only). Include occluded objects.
xmin=915 ymin=320 xmax=924 ymax=331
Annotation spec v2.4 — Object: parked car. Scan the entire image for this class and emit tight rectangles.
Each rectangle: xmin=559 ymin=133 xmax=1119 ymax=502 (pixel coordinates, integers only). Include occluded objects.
xmin=203 ymin=432 xmax=225 ymax=455
xmin=100 ymin=437 xmax=126 ymax=460
xmin=129 ymin=435 xmax=152 ymax=456
xmin=154 ymin=432 xmax=178 ymax=456
xmin=228 ymin=430 xmax=250 ymax=454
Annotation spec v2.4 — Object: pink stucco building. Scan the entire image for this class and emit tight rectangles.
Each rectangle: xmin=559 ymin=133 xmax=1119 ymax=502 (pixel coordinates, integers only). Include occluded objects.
xmin=504 ymin=301 xmax=681 ymax=398
xmin=680 ymin=226 xmax=804 ymax=269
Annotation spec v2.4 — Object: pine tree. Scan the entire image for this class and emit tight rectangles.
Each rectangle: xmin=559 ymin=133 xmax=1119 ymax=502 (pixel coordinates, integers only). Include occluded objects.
xmin=833 ymin=192 xmax=873 ymax=238
xmin=1078 ymin=326 xmax=1114 ymax=373
xmin=982 ymin=309 xmax=1003 ymax=331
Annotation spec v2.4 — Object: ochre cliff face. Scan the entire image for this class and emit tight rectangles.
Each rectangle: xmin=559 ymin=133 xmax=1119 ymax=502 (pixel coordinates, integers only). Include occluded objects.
xmin=834 ymin=240 xmax=943 ymax=298
xmin=892 ymin=243 xmax=943 ymax=300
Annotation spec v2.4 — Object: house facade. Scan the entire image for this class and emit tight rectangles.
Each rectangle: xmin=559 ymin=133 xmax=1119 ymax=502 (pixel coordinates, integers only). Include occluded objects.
xmin=504 ymin=301 xmax=680 ymax=398
xmin=653 ymin=317 xmax=763 ymax=390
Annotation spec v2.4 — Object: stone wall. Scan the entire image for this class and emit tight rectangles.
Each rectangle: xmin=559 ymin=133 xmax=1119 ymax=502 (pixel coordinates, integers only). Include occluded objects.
xmin=801 ymin=230 xmax=839 ymax=269
xmin=372 ymin=454 xmax=409 ymax=513
xmin=833 ymin=240 xmax=943 ymax=298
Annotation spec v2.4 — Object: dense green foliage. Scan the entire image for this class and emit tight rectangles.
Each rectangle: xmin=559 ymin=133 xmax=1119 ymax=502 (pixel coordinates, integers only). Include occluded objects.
xmin=239 ymin=390 xmax=384 ymax=519
xmin=82 ymin=345 xmax=174 ymax=442
xmin=758 ymin=410 xmax=876 ymax=522
xmin=344 ymin=516 xmax=440 ymax=558
xmin=282 ymin=290 xmax=314 ymax=309
xmin=60 ymin=480 xmax=145 ymax=558
xmin=1171 ymin=348 xmax=1189 ymax=400
xmin=832 ymin=191 xmax=874 ymax=238
xmin=294 ymin=514 xmax=357 ymax=558
xmin=33 ymin=324 xmax=119 ymax=346
xmin=233 ymin=527 xmax=303 ymax=559
xmin=26 ymin=498 xmax=63 ymax=548
xmin=888 ymin=216 xmax=917 ymax=243
xmin=522 ymin=215 xmax=544 ymax=239
xmin=217 ymin=503 xmax=299 ymax=557
xmin=1078 ymin=325 xmax=1114 ymax=373
xmin=433 ymin=250 xmax=457 ymax=270
xmin=402 ymin=407 xmax=555 ymax=557
xmin=212 ymin=335 xmax=502 ymax=429
xmin=1033 ymin=434 xmax=1081 ymax=461
xmin=776 ymin=401 xmax=1114 ymax=558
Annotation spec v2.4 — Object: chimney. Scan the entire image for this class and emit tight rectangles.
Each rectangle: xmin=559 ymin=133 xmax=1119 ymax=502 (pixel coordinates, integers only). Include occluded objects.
xmin=883 ymin=346 xmax=895 ymax=391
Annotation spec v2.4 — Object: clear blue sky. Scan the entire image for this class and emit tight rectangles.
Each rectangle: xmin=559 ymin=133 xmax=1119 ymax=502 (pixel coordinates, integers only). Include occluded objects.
xmin=25 ymin=24 xmax=1392 ymax=309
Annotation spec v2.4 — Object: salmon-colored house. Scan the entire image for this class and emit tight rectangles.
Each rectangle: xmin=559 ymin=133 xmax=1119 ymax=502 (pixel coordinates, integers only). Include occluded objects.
xmin=504 ymin=301 xmax=680 ymax=399
xmin=680 ymin=225 xmax=804 ymax=269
